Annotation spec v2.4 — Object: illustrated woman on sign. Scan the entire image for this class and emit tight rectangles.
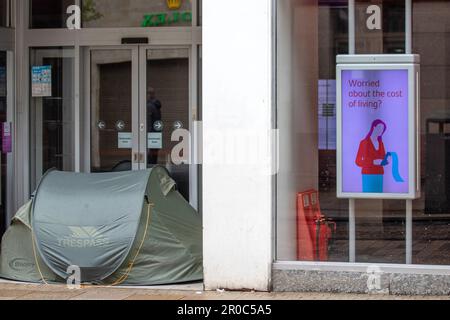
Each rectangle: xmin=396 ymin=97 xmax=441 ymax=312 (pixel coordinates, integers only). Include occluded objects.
xmin=355 ymin=119 xmax=389 ymax=193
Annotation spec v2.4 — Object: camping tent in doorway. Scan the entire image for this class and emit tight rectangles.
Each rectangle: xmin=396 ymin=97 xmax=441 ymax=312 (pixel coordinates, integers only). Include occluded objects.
xmin=0 ymin=166 xmax=203 ymax=285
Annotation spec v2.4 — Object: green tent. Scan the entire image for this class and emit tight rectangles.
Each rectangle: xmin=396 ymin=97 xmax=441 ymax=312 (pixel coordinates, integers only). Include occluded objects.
xmin=0 ymin=166 xmax=203 ymax=286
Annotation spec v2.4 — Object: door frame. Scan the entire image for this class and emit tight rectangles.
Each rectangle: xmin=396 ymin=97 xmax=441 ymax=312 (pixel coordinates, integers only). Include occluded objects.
xmin=84 ymin=44 xmax=199 ymax=209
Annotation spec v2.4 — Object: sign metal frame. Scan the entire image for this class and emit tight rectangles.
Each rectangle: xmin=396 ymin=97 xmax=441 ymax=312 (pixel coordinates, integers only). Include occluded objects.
xmin=336 ymin=54 xmax=421 ymax=200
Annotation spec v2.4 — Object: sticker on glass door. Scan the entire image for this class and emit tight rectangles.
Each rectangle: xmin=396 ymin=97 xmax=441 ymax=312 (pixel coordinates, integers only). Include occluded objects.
xmin=148 ymin=132 xmax=163 ymax=149
xmin=118 ymin=132 xmax=132 ymax=149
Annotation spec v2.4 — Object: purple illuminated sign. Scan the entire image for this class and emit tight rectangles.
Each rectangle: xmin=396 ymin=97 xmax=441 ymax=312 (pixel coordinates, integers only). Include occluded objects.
xmin=341 ymin=69 xmax=409 ymax=195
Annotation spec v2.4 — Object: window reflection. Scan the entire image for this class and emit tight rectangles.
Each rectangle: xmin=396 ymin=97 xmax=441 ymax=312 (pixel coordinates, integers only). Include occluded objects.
xmin=30 ymin=0 xmax=75 ymax=29
xmin=30 ymin=0 xmax=196 ymax=29
xmin=82 ymin=0 xmax=193 ymax=28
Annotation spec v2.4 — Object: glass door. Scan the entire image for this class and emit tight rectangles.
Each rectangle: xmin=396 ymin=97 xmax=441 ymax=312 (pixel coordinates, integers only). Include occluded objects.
xmin=89 ymin=46 xmax=195 ymax=204
xmin=139 ymin=47 xmax=191 ymax=201
xmin=90 ymin=48 xmax=139 ymax=172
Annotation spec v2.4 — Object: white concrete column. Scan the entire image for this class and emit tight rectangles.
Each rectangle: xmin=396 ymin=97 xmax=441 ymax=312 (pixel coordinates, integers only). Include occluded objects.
xmin=202 ymin=0 xmax=274 ymax=291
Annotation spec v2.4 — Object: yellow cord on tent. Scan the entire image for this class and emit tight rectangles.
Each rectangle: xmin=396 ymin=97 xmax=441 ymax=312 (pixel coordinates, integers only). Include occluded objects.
xmin=108 ymin=202 xmax=153 ymax=287
xmin=31 ymin=227 xmax=49 ymax=285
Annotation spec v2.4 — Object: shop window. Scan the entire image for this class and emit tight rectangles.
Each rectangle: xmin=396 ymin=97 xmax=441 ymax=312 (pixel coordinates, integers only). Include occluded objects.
xmin=82 ymin=0 xmax=193 ymax=28
xmin=30 ymin=48 xmax=75 ymax=191
xmin=353 ymin=0 xmax=407 ymax=264
xmin=276 ymin=0 xmax=450 ymax=266
xmin=412 ymin=0 xmax=450 ymax=266
xmin=276 ymin=0 xmax=349 ymax=262
xmin=30 ymin=0 xmax=75 ymax=29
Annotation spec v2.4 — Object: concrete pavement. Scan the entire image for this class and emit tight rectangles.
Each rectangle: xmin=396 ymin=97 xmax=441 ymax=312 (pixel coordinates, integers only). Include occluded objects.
xmin=0 ymin=280 xmax=449 ymax=300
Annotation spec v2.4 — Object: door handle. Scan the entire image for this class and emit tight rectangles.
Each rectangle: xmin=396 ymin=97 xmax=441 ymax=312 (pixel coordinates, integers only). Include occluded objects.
xmin=134 ymin=152 xmax=145 ymax=164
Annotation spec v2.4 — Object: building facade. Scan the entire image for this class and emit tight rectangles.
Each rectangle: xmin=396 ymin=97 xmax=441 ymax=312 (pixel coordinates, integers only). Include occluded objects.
xmin=1 ymin=0 xmax=450 ymax=295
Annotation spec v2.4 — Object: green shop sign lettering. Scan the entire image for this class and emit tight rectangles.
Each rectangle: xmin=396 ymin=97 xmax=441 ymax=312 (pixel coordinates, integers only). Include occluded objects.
xmin=142 ymin=11 xmax=192 ymax=27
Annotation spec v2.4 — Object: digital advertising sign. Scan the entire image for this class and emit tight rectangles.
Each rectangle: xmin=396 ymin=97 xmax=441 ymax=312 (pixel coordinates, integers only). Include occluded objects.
xmin=337 ymin=55 xmax=421 ymax=200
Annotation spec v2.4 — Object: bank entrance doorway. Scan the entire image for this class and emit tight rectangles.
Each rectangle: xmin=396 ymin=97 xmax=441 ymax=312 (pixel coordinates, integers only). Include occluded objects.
xmin=87 ymin=46 xmax=195 ymax=204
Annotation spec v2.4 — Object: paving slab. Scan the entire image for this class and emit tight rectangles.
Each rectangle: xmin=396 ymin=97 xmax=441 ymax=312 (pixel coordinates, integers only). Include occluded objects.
xmin=19 ymin=290 xmax=87 ymax=300
xmin=1 ymin=281 xmax=449 ymax=300
xmin=0 ymin=290 xmax=34 ymax=300
xmin=71 ymin=288 xmax=139 ymax=300
xmin=125 ymin=294 xmax=187 ymax=300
